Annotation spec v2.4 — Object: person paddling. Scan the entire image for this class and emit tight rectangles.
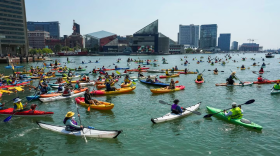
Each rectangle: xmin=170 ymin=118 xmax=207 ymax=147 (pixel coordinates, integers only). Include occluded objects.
xmin=259 ymin=67 xmax=264 ymax=73
xmin=165 ymin=69 xmax=170 ymax=76
xmin=171 ymin=99 xmax=183 ymax=114
xmin=124 ymin=75 xmax=130 ymax=84
xmin=63 ymin=111 xmax=83 ymax=131
xmin=165 ymin=79 xmax=175 ymax=89
xmin=197 ymin=73 xmax=203 ymax=81
xmin=75 ymin=81 xmax=82 ymax=90
xmin=62 ymin=86 xmax=71 ymax=96
xmin=84 ymin=89 xmax=98 ymax=105
xmin=224 ymin=102 xmax=243 ymax=120
xmin=257 ymin=75 xmax=264 ymax=82
xmin=226 ymin=72 xmax=237 ymax=85
xmin=13 ymin=98 xmax=27 ymax=112
xmin=273 ymin=81 xmax=280 ymax=90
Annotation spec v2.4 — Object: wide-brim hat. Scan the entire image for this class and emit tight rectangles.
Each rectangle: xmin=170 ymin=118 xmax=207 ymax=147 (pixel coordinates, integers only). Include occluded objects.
xmin=13 ymin=98 xmax=21 ymax=103
xmin=232 ymin=71 xmax=236 ymax=74
xmin=65 ymin=111 xmax=75 ymax=117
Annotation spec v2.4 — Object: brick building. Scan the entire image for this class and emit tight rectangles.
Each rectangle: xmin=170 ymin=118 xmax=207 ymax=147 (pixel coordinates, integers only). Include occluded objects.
xmin=28 ymin=30 xmax=50 ymax=49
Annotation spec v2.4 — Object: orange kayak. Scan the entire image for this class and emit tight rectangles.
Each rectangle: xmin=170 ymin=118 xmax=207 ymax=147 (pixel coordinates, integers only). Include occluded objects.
xmin=96 ymin=82 xmax=115 ymax=89
xmin=75 ymin=97 xmax=114 ymax=110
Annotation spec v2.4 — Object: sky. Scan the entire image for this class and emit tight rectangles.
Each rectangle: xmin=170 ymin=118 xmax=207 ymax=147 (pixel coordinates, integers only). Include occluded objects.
xmin=25 ymin=0 xmax=280 ymax=49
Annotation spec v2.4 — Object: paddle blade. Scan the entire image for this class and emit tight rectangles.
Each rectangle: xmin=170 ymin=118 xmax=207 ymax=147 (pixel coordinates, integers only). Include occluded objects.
xmin=203 ymin=114 xmax=214 ymax=118
xmin=175 ymin=80 xmax=179 ymax=83
xmin=3 ymin=116 xmax=12 ymax=122
xmin=87 ymin=106 xmax=90 ymax=111
xmin=191 ymin=111 xmax=201 ymax=115
xmin=116 ymin=71 xmax=121 ymax=75
xmin=245 ymin=99 xmax=255 ymax=104
xmin=132 ymin=82 xmax=136 ymax=85
xmin=158 ymin=100 xmax=168 ymax=104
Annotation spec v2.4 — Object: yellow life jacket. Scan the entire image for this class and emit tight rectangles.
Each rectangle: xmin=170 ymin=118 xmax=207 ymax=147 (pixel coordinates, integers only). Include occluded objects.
xmin=14 ymin=102 xmax=23 ymax=110
xmin=125 ymin=78 xmax=130 ymax=82
xmin=165 ymin=71 xmax=169 ymax=75
xmin=197 ymin=75 xmax=202 ymax=79
xmin=105 ymin=78 xmax=110 ymax=83
xmin=228 ymin=107 xmax=243 ymax=120
xmin=274 ymin=84 xmax=280 ymax=90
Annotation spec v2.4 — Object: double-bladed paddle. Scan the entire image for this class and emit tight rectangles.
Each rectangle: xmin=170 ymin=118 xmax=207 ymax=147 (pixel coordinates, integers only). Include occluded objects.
xmin=158 ymin=100 xmax=201 ymax=115
xmin=203 ymin=99 xmax=255 ymax=118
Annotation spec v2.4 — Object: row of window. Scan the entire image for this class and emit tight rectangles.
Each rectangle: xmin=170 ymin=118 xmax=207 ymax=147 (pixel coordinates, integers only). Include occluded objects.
xmin=0 ymin=3 xmax=22 ymax=11
xmin=5 ymin=35 xmax=24 ymax=39
xmin=0 ymin=17 xmax=23 ymax=23
xmin=0 ymin=8 xmax=22 ymax=15
xmin=0 ymin=12 xmax=23 ymax=19
xmin=0 ymin=0 xmax=21 ymax=6
xmin=1 ymin=40 xmax=25 ymax=44
xmin=0 ymin=31 xmax=24 ymax=35
xmin=0 ymin=26 xmax=24 ymax=31
xmin=0 ymin=22 xmax=23 ymax=27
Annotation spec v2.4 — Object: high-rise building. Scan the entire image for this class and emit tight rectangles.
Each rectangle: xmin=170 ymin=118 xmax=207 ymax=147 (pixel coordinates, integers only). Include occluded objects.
xmin=239 ymin=43 xmax=260 ymax=51
xmin=218 ymin=33 xmax=231 ymax=51
xmin=231 ymin=41 xmax=238 ymax=50
xmin=28 ymin=30 xmax=50 ymax=49
xmin=179 ymin=24 xmax=199 ymax=48
xmin=27 ymin=21 xmax=60 ymax=38
xmin=0 ymin=0 xmax=29 ymax=55
xmin=199 ymin=24 xmax=218 ymax=49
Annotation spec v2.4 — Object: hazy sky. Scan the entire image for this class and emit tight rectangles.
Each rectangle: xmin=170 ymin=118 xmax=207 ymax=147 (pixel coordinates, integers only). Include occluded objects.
xmin=26 ymin=0 xmax=280 ymax=49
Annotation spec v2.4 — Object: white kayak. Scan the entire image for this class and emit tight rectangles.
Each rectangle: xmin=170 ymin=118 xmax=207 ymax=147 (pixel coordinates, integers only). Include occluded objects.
xmin=151 ymin=102 xmax=201 ymax=124
xmin=130 ymin=75 xmax=157 ymax=80
xmin=147 ymin=70 xmax=180 ymax=73
xmin=80 ymin=81 xmax=95 ymax=86
xmin=37 ymin=122 xmax=122 ymax=138
xmin=271 ymin=89 xmax=280 ymax=94
xmin=39 ymin=91 xmax=85 ymax=103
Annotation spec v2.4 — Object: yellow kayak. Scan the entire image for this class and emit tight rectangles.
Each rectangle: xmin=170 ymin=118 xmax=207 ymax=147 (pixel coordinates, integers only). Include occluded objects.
xmin=121 ymin=82 xmax=132 ymax=88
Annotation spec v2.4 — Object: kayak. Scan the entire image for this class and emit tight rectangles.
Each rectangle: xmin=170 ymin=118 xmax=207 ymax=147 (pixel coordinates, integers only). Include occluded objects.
xmin=62 ymin=75 xmax=81 ymax=80
xmin=195 ymin=79 xmax=204 ymax=84
xmin=241 ymin=68 xmax=246 ymax=70
xmin=215 ymin=82 xmax=253 ymax=86
xmin=178 ymin=71 xmax=197 ymax=74
xmin=96 ymin=81 xmax=115 ymax=89
xmin=140 ymin=80 xmax=169 ymax=86
xmin=162 ymin=69 xmax=184 ymax=71
xmin=0 ymin=82 xmax=30 ymax=89
xmin=75 ymin=97 xmax=114 ymax=110
xmin=39 ymin=91 xmax=85 ymax=103
xmin=159 ymin=74 xmax=180 ymax=78
xmin=91 ymin=86 xmax=136 ymax=95
xmin=127 ymin=69 xmax=148 ymax=72
xmin=37 ymin=122 xmax=122 ymax=138
xmin=150 ymin=85 xmax=185 ymax=93
xmin=130 ymin=75 xmax=157 ymax=80
xmin=70 ymin=81 xmax=95 ymax=86
xmin=5 ymin=66 xmax=24 ymax=69
xmin=259 ymin=71 xmax=264 ymax=74
xmin=26 ymin=90 xmax=57 ymax=101
xmin=214 ymin=71 xmax=218 ymax=75
xmin=40 ymin=93 xmax=62 ymax=98
xmin=115 ymin=68 xmax=129 ymax=70
xmin=69 ymin=68 xmax=86 ymax=71
xmin=271 ymin=89 xmax=280 ymax=94
xmin=97 ymin=68 xmax=115 ymax=71
xmin=0 ymin=108 xmax=53 ymax=117
xmin=206 ymin=106 xmax=262 ymax=130
xmin=121 ymin=82 xmax=132 ymax=88
xmin=253 ymin=80 xmax=277 ymax=84
xmin=151 ymin=102 xmax=201 ymax=124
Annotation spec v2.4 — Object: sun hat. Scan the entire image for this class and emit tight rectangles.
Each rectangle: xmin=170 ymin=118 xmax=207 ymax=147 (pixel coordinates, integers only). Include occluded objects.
xmin=65 ymin=111 xmax=75 ymax=117
xmin=13 ymin=97 xmax=21 ymax=103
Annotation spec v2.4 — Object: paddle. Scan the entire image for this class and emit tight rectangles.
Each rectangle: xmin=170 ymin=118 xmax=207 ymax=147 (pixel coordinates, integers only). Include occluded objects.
xmin=158 ymin=100 xmax=201 ymax=115
xmin=203 ymin=99 xmax=255 ymax=118
xmin=74 ymin=100 xmax=87 ymax=143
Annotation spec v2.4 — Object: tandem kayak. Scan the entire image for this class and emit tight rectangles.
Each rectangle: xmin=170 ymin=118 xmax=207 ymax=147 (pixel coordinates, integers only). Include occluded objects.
xmin=75 ymin=97 xmax=114 ymax=110
xmin=206 ymin=106 xmax=262 ymax=130
xmin=39 ymin=91 xmax=85 ymax=103
xmin=151 ymin=102 xmax=201 ymax=123
xmin=159 ymin=74 xmax=180 ymax=78
xmin=215 ymin=82 xmax=253 ymax=86
xmin=91 ymin=86 xmax=136 ymax=95
xmin=140 ymin=80 xmax=169 ymax=86
xmin=0 ymin=108 xmax=53 ymax=117
xmin=150 ymin=85 xmax=185 ymax=93
xmin=37 ymin=122 xmax=122 ymax=138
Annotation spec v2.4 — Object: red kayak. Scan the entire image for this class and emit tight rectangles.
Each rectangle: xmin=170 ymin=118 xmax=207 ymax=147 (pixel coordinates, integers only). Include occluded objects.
xmin=195 ymin=79 xmax=204 ymax=84
xmin=97 ymin=69 xmax=115 ymax=71
xmin=253 ymin=80 xmax=278 ymax=84
xmin=127 ymin=69 xmax=147 ymax=72
xmin=259 ymin=71 xmax=264 ymax=74
xmin=0 ymin=82 xmax=29 ymax=89
xmin=0 ymin=108 xmax=53 ymax=117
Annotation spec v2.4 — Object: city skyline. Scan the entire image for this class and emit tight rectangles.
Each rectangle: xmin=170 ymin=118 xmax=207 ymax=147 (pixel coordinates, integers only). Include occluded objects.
xmin=25 ymin=0 xmax=280 ymax=49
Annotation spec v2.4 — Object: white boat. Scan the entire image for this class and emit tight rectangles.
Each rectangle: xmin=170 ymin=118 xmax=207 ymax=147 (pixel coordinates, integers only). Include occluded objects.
xmin=80 ymin=81 xmax=95 ymax=86
xmin=151 ymin=102 xmax=201 ymax=124
xmin=271 ymin=89 xmax=280 ymax=94
xmin=37 ymin=122 xmax=122 ymax=138
xmin=130 ymin=75 xmax=157 ymax=80
xmin=39 ymin=92 xmax=85 ymax=103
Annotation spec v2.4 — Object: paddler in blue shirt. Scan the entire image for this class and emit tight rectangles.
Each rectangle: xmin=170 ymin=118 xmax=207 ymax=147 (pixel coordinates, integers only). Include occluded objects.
xmin=63 ymin=111 xmax=83 ymax=131
xmin=171 ymin=99 xmax=183 ymax=114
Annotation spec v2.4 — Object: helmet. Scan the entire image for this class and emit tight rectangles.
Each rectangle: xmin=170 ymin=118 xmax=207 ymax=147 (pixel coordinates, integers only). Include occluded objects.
xmin=232 ymin=102 xmax=237 ymax=107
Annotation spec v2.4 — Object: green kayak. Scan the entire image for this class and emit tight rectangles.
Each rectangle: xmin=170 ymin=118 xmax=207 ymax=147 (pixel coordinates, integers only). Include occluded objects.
xmin=69 ymin=68 xmax=86 ymax=71
xmin=206 ymin=106 xmax=262 ymax=130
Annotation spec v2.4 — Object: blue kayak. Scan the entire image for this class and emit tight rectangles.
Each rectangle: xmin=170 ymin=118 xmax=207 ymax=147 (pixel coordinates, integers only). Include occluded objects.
xmin=26 ymin=91 xmax=56 ymax=101
xmin=140 ymin=80 xmax=169 ymax=86
xmin=115 ymin=68 xmax=129 ymax=70
xmin=5 ymin=66 xmax=24 ymax=69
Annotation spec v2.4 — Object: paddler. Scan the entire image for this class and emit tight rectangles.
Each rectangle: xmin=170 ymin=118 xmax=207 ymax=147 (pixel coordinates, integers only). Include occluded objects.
xmin=171 ymin=99 xmax=183 ymax=114
xmin=146 ymin=75 xmax=153 ymax=83
xmin=57 ymin=84 xmax=63 ymax=93
xmin=184 ymin=68 xmax=188 ymax=73
xmin=257 ymin=75 xmax=264 ymax=82
xmin=273 ymin=81 xmax=280 ymax=90
xmin=0 ymin=103 xmax=5 ymax=110
xmin=253 ymin=62 xmax=257 ymax=66
xmin=211 ymin=62 xmax=214 ymax=65
xmin=262 ymin=62 xmax=266 ymax=66
xmin=175 ymin=66 xmax=178 ymax=70
xmin=241 ymin=65 xmax=245 ymax=68
xmin=84 ymin=89 xmax=100 ymax=105
xmin=13 ymin=97 xmax=27 ymax=111
xmin=197 ymin=73 xmax=203 ymax=81
xmin=226 ymin=72 xmax=237 ymax=85
xmin=62 ymin=86 xmax=71 ymax=96
xmin=124 ymin=75 xmax=130 ymax=84
xmin=105 ymin=82 xmax=116 ymax=91
xmin=138 ymin=72 xmax=144 ymax=77
xmin=29 ymin=104 xmax=37 ymax=113
xmin=68 ymin=71 xmax=73 ymax=77
xmin=92 ymin=68 xmax=96 ymax=74
xmin=63 ymin=111 xmax=83 ymax=131
xmin=259 ymin=67 xmax=264 ymax=73
xmin=165 ymin=69 xmax=170 ymax=76
xmin=30 ymin=66 xmax=34 ymax=73
xmin=97 ymin=76 xmax=102 ymax=81
xmin=214 ymin=68 xmax=218 ymax=72
xmin=165 ymin=79 xmax=175 ymax=89
xmin=138 ymin=65 xmax=141 ymax=72
xmin=224 ymin=102 xmax=243 ymax=119
xmin=78 ymin=66 xmax=82 ymax=70
xmin=55 ymin=59 xmax=58 ymax=66
xmin=75 ymin=80 xmax=82 ymax=90
xmin=23 ymin=67 xmax=26 ymax=72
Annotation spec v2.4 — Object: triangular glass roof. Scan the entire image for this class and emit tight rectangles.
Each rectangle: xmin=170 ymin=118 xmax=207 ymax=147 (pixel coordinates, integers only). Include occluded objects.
xmin=104 ymin=38 xmax=118 ymax=46
xmin=134 ymin=20 xmax=158 ymax=35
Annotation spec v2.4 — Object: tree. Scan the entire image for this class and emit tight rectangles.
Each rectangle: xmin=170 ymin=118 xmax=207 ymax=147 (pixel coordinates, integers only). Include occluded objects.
xmin=68 ymin=48 xmax=73 ymax=51
xmin=82 ymin=48 xmax=87 ymax=52
xmin=185 ymin=48 xmax=194 ymax=53
xmin=42 ymin=48 xmax=48 ymax=54
xmin=54 ymin=44 xmax=62 ymax=52
xmin=37 ymin=49 xmax=42 ymax=54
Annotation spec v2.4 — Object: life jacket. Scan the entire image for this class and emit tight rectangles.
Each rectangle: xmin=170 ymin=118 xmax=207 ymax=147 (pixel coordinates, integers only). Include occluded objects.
xmin=165 ymin=71 xmax=169 ymax=75
xmin=75 ymin=83 xmax=79 ymax=89
xmin=63 ymin=89 xmax=70 ymax=94
xmin=124 ymin=78 xmax=130 ymax=83
xmin=228 ymin=107 xmax=243 ymax=120
xmin=274 ymin=84 xmax=280 ymax=90
xmin=105 ymin=78 xmax=110 ymax=83
xmin=14 ymin=102 xmax=23 ymax=110
xmin=197 ymin=75 xmax=202 ymax=79
xmin=257 ymin=77 xmax=263 ymax=82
